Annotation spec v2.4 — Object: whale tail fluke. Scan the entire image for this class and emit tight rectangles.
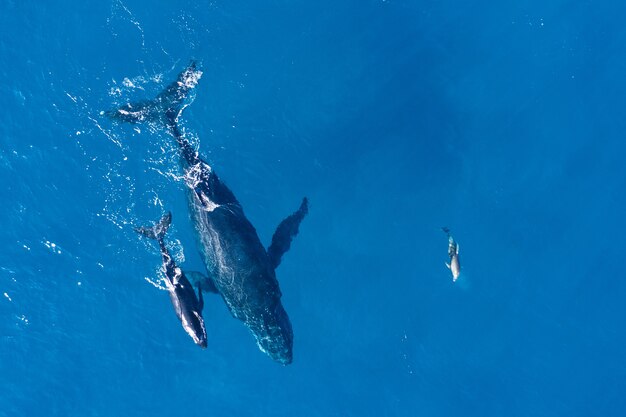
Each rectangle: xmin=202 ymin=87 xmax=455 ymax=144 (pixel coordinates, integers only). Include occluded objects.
xmin=441 ymin=227 xmax=451 ymax=236
xmin=135 ymin=212 xmax=172 ymax=242
xmin=267 ymin=197 xmax=309 ymax=270
xmin=105 ymin=61 xmax=202 ymax=126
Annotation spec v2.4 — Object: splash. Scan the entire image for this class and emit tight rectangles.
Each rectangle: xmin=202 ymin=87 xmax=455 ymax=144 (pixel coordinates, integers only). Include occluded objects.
xmin=42 ymin=240 xmax=63 ymax=255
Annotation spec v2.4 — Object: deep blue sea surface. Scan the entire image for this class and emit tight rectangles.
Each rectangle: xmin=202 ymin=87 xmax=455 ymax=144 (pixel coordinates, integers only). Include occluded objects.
xmin=1 ymin=1 xmax=625 ymax=415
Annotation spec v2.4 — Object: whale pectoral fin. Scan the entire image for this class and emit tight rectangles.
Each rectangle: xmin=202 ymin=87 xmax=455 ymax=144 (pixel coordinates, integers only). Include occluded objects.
xmin=445 ymin=262 xmax=451 ymax=269
xmin=186 ymin=270 xmax=218 ymax=294
xmin=456 ymin=244 xmax=459 ymax=255
xmin=197 ymin=283 xmax=204 ymax=312
xmin=267 ymin=197 xmax=309 ymax=270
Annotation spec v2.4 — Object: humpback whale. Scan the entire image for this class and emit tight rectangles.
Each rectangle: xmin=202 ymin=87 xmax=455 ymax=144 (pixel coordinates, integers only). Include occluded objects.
xmin=135 ymin=212 xmax=208 ymax=348
xmin=442 ymin=227 xmax=461 ymax=282
xmin=110 ymin=62 xmax=308 ymax=364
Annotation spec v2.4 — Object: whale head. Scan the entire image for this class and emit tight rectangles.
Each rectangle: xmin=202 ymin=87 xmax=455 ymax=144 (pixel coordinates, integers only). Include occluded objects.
xmin=249 ymin=301 xmax=294 ymax=365
xmin=181 ymin=310 xmax=208 ymax=349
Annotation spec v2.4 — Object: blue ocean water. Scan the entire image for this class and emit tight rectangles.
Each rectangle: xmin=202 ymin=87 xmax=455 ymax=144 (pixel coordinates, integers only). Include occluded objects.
xmin=1 ymin=0 xmax=625 ymax=415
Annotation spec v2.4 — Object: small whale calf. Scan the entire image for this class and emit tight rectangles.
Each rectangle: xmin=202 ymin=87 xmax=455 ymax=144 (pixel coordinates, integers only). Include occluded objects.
xmin=442 ymin=227 xmax=461 ymax=282
xmin=135 ymin=212 xmax=208 ymax=348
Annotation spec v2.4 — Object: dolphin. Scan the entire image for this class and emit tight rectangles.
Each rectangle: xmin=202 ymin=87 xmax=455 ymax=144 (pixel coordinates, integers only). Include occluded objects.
xmin=110 ymin=62 xmax=308 ymax=364
xmin=442 ymin=227 xmax=460 ymax=282
xmin=135 ymin=212 xmax=208 ymax=348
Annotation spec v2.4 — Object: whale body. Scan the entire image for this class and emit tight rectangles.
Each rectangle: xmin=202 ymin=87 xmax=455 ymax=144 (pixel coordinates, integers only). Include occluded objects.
xmin=135 ymin=212 xmax=208 ymax=348
xmin=442 ymin=227 xmax=461 ymax=282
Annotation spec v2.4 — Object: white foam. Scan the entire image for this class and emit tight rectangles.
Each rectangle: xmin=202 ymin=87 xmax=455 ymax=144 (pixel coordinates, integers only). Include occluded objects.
xmin=43 ymin=240 xmax=62 ymax=255
xmin=144 ymin=276 xmax=167 ymax=291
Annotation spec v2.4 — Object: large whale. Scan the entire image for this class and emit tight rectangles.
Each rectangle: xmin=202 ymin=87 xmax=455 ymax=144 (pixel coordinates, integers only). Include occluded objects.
xmin=135 ymin=212 xmax=208 ymax=348
xmin=109 ymin=62 xmax=308 ymax=364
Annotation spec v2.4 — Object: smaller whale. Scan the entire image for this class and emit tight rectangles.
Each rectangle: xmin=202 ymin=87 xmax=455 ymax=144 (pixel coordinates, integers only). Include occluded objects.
xmin=442 ymin=227 xmax=461 ymax=282
xmin=136 ymin=212 xmax=208 ymax=348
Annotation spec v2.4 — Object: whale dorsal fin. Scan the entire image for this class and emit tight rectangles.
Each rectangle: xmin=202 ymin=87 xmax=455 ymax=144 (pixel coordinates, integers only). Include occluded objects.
xmin=186 ymin=270 xmax=218 ymax=294
xmin=173 ymin=267 xmax=184 ymax=286
xmin=267 ymin=197 xmax=309 ymax=270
